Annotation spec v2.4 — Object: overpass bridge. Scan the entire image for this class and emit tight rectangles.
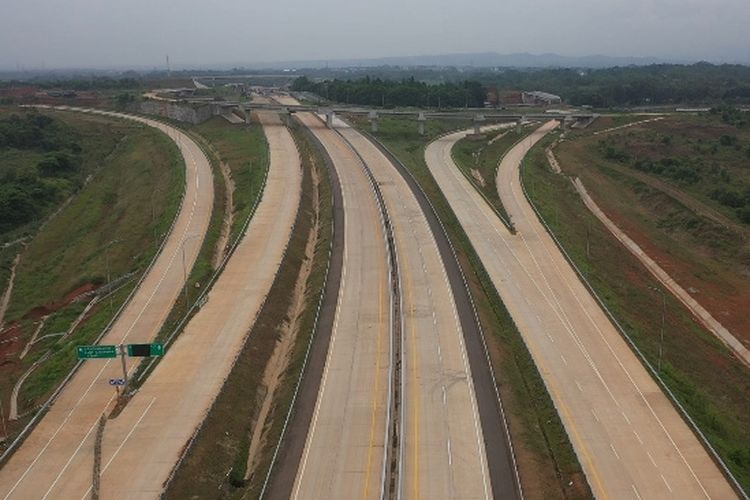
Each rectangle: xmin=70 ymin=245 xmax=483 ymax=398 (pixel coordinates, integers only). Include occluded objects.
xmin=232 ymin=101 xmax=598 ymax=133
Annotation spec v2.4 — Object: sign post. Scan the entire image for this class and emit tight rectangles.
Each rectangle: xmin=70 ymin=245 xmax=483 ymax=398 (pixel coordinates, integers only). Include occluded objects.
xmin=119 ymin=344 xmax=128 ymax=388
xmin=77 ymin=345 xmax=117 ymax=359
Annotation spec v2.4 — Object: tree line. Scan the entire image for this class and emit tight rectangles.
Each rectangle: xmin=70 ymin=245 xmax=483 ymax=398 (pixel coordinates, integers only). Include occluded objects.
xmin=0 ymin=113 xmax=83 ymax=234
xmin=291 ymin=76 xmax=486 ymax=108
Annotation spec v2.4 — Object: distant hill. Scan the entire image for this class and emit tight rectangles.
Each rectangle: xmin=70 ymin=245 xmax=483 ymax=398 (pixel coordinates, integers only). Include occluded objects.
xmin=249 ymin=52 xmax=673 ymax=70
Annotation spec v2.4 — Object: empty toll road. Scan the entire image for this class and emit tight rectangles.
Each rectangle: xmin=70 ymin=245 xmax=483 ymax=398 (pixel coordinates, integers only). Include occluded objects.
xmin=336 ymin=120 xmax=494 ymax=500
xmin=426 ymin=122 xmax=737 ymax=499
xmin=289 ymin=111 xmax=393 ymax=500
xmin=92 ymin=111 xmax=301 ymax=497
xmin=0 ymin=107 xmax=214 ymax=500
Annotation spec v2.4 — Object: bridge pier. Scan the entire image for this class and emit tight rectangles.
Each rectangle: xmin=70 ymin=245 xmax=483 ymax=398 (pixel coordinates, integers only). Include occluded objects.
xmin=326 ymin=111 xmax=335 ymax=128
xmin=417 ymin=112 xmax=426 ymax=136
xmin=369 ymin=111 xmax=379 ymax=133
xmin=473 ymin=114 xmax=486 ymax=135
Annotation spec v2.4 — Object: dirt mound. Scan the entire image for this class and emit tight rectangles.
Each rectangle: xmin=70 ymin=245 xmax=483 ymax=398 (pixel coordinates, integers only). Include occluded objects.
xmin=22 ymin=283 xmax=100 ymax=321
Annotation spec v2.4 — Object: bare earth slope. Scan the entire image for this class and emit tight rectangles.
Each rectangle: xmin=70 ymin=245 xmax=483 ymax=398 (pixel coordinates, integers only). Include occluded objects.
xmin=425 ymin=122 xmax=736 ymax=499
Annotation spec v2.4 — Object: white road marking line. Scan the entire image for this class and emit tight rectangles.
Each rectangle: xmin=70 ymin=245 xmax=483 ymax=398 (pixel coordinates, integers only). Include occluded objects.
xmin=442 ymin=386 xmax=447 ymax=406
xmin=633 ymin=430 xmax=643 ymax=445
xmin=647 ymin=451 xmax=658 ymax=468
xmin=632 ymin=484 xmax=643 ymax=500
xmin=591 ymin=408 xmax=599 ymax=423
xmin=447 ymin=439 xmax=453 ymax=466
xmin=661 ymin=474 xmax=673 ymax=493
xmin=575 ymin=381 xmax=583 ymax=393
xmin=621 ymin=411 xmax=631 ymax=425
xmin=545 ymin=332 xmax=554 ymax=343
xmin=560 ymin=354 xmax=568 ymax=365
xmin=610 ymin=443 xmax=620 ymax=460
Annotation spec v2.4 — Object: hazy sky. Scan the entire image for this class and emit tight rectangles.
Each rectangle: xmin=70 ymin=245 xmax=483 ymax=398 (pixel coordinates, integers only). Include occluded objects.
xmin=1 ymin=0 xmax=748 ymax=69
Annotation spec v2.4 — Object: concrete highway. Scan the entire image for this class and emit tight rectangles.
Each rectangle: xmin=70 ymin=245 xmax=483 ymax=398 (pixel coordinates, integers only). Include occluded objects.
xmin=0 ymin=108 xmax=214 ymax=499
xmin=336 ymin=120 xmax=493 ymax=500
xmin=425 ymin=122 xmax=738 ymax=499
xmin=285 ymin=110 xmax=392 ymax=500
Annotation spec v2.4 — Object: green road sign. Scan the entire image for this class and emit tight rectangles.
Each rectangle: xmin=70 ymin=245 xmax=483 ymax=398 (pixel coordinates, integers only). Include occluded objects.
xmin=77 ymin=345 xmax=118 ymax=359
xmin=127 ymin=343 xmax=165 ymax=357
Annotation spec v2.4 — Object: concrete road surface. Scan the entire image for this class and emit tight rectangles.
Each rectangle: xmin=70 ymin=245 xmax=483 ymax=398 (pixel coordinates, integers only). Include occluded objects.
xmin=336 ymin=120 xmax=493 ymax=500
xmin=0 ymin=108 xmax=214 ymax=499
xmin=425 ymin=122 xmax=737 ymax=499
xmin=289 ymin=111 xmax=393 ymax=500
xmin=0 ymin=110 xmax=302 ymax=498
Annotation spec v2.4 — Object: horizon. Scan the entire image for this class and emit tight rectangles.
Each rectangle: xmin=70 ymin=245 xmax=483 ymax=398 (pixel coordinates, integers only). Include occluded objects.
xmin=1 ymin=50 xmax=749 ymax=75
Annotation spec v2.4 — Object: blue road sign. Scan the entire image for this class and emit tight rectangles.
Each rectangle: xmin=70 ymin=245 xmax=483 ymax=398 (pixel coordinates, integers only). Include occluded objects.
xmin=109 ymin=378 xmax=126 ymax=386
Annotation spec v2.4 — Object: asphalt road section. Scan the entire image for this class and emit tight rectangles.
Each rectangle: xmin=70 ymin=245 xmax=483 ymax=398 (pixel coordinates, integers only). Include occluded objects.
xmin=282 ymin=110 xmax=393 ymax=500
xmin=337 ymin=120 xmax=495 ymax=500
xmin=426 ymin=122 xmax=738 ymax=499
xmin=0 ymin=108 xmax=214 ymax=499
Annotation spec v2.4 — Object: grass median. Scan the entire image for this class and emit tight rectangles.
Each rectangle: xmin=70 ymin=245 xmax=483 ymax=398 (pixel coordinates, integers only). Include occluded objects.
xmin=165 ymin=117 xmax=333 ymax=499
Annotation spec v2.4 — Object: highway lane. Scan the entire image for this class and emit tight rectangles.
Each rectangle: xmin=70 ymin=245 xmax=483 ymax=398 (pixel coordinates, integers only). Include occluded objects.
xmin=290 ymin=112 xmax=393 ymax=500
xmin=426 ymin=122 xmax=738 ymax=499
xmin=0 ymin=107 xmax=214 ymax=499
xmin=6 ymin=110 xmax=302 ymax=498
xmin=336 ymin=120 xmax=493 ymax=500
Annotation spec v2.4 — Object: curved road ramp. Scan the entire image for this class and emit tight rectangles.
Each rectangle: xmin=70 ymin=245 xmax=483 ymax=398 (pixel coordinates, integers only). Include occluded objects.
xmin=0 ymin=107 xmax=214 ymax=499
xmin=425 ymin=122 xmax=738 ymax=499
xmin=0 ymin=109 xmax=302 ymax=498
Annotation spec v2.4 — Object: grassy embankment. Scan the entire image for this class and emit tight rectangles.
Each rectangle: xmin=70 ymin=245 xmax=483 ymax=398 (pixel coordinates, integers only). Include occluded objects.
xmin=524 ymin=118 xmax=750 ymax=491
xmin=452 ymin=124 xmax=535 ymax=227
xmin=0 ymin=108 xmax=184 ymax=439
xmin=165 ymin=119 xmax=333 ymax=498
xmin=360 ymin=115 xmax=590 ymax=499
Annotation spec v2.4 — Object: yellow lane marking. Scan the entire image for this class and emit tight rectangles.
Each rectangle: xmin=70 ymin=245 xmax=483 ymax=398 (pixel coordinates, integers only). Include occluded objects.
xmin=362 ymin=275 xmax=386 ymax=499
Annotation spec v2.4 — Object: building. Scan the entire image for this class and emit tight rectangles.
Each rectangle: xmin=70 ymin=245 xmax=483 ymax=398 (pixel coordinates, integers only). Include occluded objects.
xmin=522 ymin=91 xmax=562 ymax=106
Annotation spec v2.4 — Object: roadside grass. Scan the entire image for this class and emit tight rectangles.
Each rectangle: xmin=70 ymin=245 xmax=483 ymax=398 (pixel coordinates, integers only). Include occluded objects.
xmin=364 ymin=116 xmax=590 ymax=499
xmin=165 ymin=118 xmax=332 ymax=499
xmin=452 ymin=125 xmax=534 ymax=226
xmin=522 ymin=136 xmax=750 ymax=493
xmin=554 ymin=115 xmax=750 ymax=340
xmin=0 ymin=109 xmax=184 ymax=444
xmin=7 ymin=126 xmax=183 ymax=320
xmin=190 ymin=117 xmax=269 ymax=243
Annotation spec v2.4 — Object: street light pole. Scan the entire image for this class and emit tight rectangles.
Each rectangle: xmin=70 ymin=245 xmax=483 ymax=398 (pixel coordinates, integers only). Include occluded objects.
xmin=659 ymin=290 xmax=666 ymax=372
xmin=649 ymin=285 xmax=667 ymax=372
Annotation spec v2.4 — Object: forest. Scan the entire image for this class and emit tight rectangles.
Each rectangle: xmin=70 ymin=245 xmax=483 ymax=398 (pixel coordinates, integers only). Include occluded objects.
xmin=0 ymin=113 xmax=84 ymax=234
